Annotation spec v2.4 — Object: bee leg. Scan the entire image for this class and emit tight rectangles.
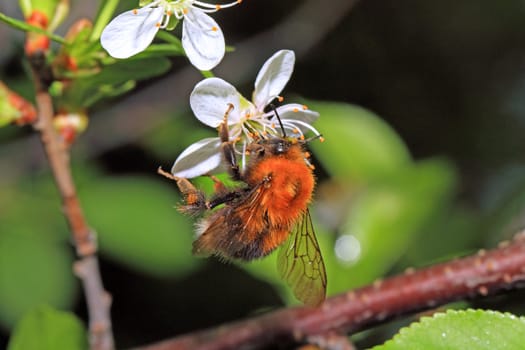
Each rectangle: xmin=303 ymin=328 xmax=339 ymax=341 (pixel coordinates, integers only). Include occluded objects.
xmin=157 ymin=167 xmax=207 ymax=215
xmin=219 ymin=103 xmax=241 ymax=181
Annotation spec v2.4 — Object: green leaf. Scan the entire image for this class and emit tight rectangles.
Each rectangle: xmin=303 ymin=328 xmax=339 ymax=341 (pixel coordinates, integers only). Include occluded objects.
xmin=0 ymin=230 xmax=76 ymax=329
xmin=0 ymin=186 xmax=77 ymax=329
xmin=18 ymin=0 xmax=32 ymax=17
xmin=60 ymin=56 xmax=171 ymax=108
xmin=0 ymin=12 xmax=66 ymax=44
xmin=372 ymin=309 xmax=525 ymax=350
xmin=327 ymin=159 xmax=456 ymax=292
xmin=80 ymin=176 xmax=201 ymax=277
xmin=8 ymin=305 xmax=87 ymax=350
xmin=308 ymin=101 xmax=411 ymax=182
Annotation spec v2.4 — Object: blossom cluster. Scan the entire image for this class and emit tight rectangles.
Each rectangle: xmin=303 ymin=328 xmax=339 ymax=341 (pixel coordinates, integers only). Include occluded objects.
xmin=100 ymin=2 xmax=321 ymax=178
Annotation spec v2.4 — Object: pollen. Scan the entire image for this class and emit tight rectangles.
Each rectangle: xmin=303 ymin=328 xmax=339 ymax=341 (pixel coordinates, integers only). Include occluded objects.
xmin=302 ymin=104 xmax=308 ymax=110
xmin=319 ymin=136 xmax=325 ymax=143
xmin=304 ymin=152 xmax=311 ymax=158
xmin=166 ymin=10 xmax=172 ymax=15
xmin=183 ymin=8 xmax=189 ymax=14
xmin=211 ymin=26 xmax=218 ymax=31
xmin=271 ymin=123 xmax=276 ymax=128
xmin=216 ymin=4 xmax=221 ymax=10
xmin=299 ymin=135 xmax=305 ymax=141
xmin=292 ymin=128 xmax=300 ymax=134
xmin=156 ymin=22 xmax=161 ymax=27
xmin=133 ymin=9 xmax=138 ymax=15
xmin=293 ymin=108 xmax=299 ymax=112
xmin=237 ymin=0 xmax=243 ymax=3
xmin=278 ymin=96 xmax=284 ymax=102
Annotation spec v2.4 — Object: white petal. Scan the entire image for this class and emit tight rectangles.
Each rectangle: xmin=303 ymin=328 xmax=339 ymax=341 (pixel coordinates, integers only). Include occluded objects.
xmin=253 ymin=50 xmax=295 ymax=108
xmin=182 ymin=9 xmax=225 ymax=70
xmin=266 ymin=103 xmax=320 ymax=135
xmin=171 ymin=137 xmax=223 ymax=178
xmin=272 ymin=103 xmax=320 ymax=125
xmin=190 ymin=77 xmax=242 ymax=127
xmin=101 ymin=7 xmax=163 ymax=59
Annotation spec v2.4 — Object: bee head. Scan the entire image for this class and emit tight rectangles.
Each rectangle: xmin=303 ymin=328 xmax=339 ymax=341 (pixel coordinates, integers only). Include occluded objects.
xmin=269 ymin=137 xmax=291 ymax=155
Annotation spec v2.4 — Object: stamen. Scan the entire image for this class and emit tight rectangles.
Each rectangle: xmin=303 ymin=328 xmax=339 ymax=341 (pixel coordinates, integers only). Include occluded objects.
xmin=133 ymin=9 xmax=139 ymax=15
xmin=319 ymin=136 xmax=325 ymax=142
xmin=293 ymin=107 xmax=299 ymax=112
xmin=302 ymin=104 xmax=308 ymax=110
xmin=278 ymin=96 xmax=284 ymax=102
xmin=211 ymin=26 xmax=218 ymax=31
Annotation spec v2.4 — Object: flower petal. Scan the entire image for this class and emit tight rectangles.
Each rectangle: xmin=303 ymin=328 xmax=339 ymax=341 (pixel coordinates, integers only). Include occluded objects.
xmin=253 ymin=50 xmax=295 ymax=108
xmin=266 ymin=103 xmax=320 ymax=135
xmin=171 ymin=137 xmax=223 ymax=178
xmin=101 ymin=7 xmax=163 ymax=59
xmin=272 ymin=103 xmax=319 ymax=125
xmin=182 ymin=9 xmax=225 ymax=71
xmin=190 ymin=77 xmax=242 ymax=127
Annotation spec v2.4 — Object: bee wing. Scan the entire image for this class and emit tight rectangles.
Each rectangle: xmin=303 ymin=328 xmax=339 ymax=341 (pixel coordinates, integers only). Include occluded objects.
xmin=277 ymin=209 xmax=327 ymax=306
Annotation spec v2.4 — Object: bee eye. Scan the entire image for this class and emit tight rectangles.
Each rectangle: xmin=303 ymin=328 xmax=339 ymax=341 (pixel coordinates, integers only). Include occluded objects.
xmin=276 ymin=141 xmax=286 ymax=154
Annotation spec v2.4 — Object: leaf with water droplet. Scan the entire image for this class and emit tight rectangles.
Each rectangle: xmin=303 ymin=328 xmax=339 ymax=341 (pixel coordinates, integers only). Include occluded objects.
xmin=372 ymin=309 xmax=525 ymax=350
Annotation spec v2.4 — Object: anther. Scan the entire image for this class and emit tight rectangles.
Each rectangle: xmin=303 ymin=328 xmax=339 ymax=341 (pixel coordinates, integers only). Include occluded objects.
xmin=302 ymin=104 xmax=308 ymax=110
xmin=216 ymin=4 xmax=221 ymax=10
xmin=278 ymin=96 xmax=284 ymax=102
xmin=133 ymin=9 xmax=138 ymax=15
xmin=211 ymin=26 xmax=218 ymax=31
xmin=293 ymin=107 xmax=299 ymax=112
xmin=319 ymin=136 xmax=325 ymax=143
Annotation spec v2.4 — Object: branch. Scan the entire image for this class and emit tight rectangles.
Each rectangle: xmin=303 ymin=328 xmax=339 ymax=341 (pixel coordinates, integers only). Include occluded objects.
xmin=29 ymin=54 xmax=114 ymax=350
xmin=133 ymin=231 xmax=525 ymax=350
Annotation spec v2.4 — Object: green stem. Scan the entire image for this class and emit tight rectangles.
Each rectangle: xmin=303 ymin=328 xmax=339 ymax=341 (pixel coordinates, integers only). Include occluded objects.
xmin=0 ymin=12 xmax=66 ymax=45
xmin=90 ymin=0 xmax=120 ymax=41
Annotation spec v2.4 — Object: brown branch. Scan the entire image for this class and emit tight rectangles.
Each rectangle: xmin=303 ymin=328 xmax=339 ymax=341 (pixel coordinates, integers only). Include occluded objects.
xmin=133 ymin=231 xmax=525 ymax=350
xmin=30 ymin=56 xmax=114 ymax=350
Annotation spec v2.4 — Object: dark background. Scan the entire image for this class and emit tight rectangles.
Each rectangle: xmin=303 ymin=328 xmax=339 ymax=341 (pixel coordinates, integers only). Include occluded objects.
xmin=2 ymin=0 xmax=525 ymax=348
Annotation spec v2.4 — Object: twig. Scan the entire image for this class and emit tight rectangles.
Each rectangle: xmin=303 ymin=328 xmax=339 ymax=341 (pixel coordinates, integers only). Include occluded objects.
xmin=133 ymin=231 xmax=525 ymax=350
xmin=30 ymin=55 xmax=114 ymax=350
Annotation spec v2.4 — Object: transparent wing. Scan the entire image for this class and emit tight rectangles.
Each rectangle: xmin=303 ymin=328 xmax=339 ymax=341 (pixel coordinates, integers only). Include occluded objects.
xmin=277 ymin=209 xmax=327 ymax=306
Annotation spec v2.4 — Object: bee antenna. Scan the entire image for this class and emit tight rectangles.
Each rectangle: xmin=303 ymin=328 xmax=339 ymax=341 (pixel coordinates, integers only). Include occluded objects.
xmin=269 ymin=103 xmax=287 ymax=137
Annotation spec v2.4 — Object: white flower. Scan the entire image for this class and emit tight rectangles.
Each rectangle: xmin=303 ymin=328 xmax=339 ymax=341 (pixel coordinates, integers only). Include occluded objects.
xmin=100 ymin=0 xmax=241 ymax=70
xmin=172 ymin=49 xmax=322 ymax=178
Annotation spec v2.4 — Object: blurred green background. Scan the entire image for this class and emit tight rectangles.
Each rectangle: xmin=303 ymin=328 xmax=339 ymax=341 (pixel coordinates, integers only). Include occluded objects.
xmin=2 ymin=0 xmax=525 ymax=348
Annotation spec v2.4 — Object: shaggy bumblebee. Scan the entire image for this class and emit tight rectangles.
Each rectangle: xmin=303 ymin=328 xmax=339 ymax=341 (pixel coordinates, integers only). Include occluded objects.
xmin=160 ymin=105 xmax=326 ymax=306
